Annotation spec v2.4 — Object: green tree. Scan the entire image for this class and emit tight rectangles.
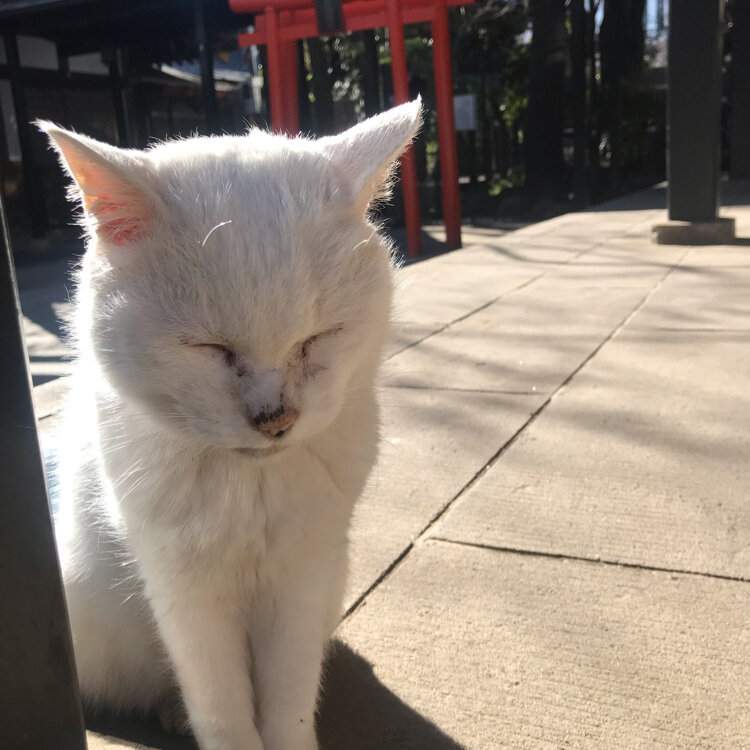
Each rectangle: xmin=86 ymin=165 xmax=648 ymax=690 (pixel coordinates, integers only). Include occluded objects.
xmin=452 ymin=0 xmax=529 ymax=183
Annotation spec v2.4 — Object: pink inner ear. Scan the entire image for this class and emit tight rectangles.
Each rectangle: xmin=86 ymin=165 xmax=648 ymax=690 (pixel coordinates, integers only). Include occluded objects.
xmin=46 ymin=135 xmax=156 ymax=247
xmin=84 ymin=191 xmax=151 ymax=246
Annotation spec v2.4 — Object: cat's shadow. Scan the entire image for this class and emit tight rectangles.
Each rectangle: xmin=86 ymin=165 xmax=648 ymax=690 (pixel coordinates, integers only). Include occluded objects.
xmin=318 ymin=640 xmax=465 ymax=750
xmin=86 ymin=639 xmax=464 ymax=750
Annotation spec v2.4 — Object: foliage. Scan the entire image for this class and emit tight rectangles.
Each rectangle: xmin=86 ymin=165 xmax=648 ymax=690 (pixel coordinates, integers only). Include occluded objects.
xmin=296 ymin=0 xmax=662 ymax=211
xmin=326 ymin=34 xmax=364 ymax=117
xmin=451 ymin=0 xmax=530 ymax=186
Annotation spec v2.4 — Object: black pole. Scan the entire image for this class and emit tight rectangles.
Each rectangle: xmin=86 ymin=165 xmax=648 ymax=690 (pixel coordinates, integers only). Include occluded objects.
xmin=307 ymin=37 xmax=334 ymax=134
xmin=359 ymin=30 xmax=381 ymax=118
xmin=729 ymin=0 xmax=750 ymax=179
xmin=667 ymin=0 xmax=722 ymax=222
xmin=0 ymin=187 xmax=86 ymax=748
xmin=525 ymin=0 xmax=566 ymax=199
xmin=571 ymin=0 xmax=588 ymax=207
xmin=108 ymin=48 xmax=131 ymax=147
xmin=59 ymin=52 xmax=71 ymax=124
xmin=4 ymin=32 xmax=47 ymax=238
xmin=297 ymin=40 xmax=311 ymax=132
xmin=194 ymin=0 xmax=219 ymax=134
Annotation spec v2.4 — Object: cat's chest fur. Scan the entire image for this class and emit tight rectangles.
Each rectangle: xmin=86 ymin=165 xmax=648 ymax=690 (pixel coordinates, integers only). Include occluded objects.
xmin=95 ymin=388 xmax=376 ymax=580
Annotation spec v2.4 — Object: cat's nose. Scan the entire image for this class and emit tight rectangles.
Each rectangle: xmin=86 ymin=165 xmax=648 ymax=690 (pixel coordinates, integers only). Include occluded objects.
xmin=250 ymin=407 xmax=299 ymax=439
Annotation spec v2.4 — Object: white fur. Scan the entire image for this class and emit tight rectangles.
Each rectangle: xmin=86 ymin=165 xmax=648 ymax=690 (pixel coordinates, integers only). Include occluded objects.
xmin=42 ymin=100 xmax=421 ymax=750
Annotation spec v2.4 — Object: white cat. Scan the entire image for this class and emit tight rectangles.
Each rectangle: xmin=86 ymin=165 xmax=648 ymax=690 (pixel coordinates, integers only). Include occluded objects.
xmin=41 ymin=99 xmax=421 ymax=750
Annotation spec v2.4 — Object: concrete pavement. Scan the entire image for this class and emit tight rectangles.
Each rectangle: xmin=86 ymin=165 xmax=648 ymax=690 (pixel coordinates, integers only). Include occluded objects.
xmin=24 ymin=184 xmax=750 ymax=749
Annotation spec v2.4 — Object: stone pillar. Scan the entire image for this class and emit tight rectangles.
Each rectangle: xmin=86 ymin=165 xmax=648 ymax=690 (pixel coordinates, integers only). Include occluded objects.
xmin=654 ymin=0 xmax=735 ymax=244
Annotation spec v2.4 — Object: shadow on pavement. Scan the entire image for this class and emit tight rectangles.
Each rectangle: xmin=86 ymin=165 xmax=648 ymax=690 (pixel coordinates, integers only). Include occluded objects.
xmin=85 ymin=639 xmax=464 ymax=750
xmin=318 ymin=640 xmax=466 ymax=750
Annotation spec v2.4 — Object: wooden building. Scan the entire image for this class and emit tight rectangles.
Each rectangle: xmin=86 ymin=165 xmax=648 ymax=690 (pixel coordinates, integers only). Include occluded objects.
xmin=0 ymin=0 xmax=255 ymax=244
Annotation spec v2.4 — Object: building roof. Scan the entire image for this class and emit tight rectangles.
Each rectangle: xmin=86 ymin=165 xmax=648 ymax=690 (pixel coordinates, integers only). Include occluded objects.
xmin=0 ymin=0 xmax=252 ymax=62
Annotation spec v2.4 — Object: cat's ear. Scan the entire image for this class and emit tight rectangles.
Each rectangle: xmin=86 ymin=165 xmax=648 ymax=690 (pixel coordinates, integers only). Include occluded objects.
xmin=319 ymin=98 xmax=422 ymax=211
xmin=37 ymin=122 xmax=159 ymax=249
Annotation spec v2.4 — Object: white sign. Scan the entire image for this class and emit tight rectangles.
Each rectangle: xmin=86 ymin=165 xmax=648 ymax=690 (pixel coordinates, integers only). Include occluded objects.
xmin=453 ymin=94 xmax=477 ymax=131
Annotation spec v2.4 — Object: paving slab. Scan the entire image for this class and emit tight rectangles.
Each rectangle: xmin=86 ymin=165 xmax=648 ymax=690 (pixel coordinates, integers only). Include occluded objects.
xmin=434 ymin=328 xmax=750 ymax=579
xmin=622 ymin=211 xmax=668 ymax=237
xmin=683 ymin=245 xmax=750 ymax=266
xmin=345 ymin=387 xmax=539 ymax=610
xmin=32 ymin=375 xmax=71 ymax=421
xmin=521 ymin=210 xmax=661 ymax=240
xmin=542 ymin=243 xmax=687 ymax=287
xmin=326 ymin=540 xmax=749 ymax=750
xmin=15 ymin=256 xmax=73 ymax=340
xmin=383 ymin=327 xmax=594 ymax=395
xmin=394 ymin=260 xmax=539 ymax=327
xmin=579 ymin=237 xmax=685 ymax=259
xmin=389 ymin=222 xmax=527 ymax=257
xmin=405 ymin=242 xmax=563 ymax=270
xmin=630 ymin=264 xmax=750 ymax=330
xmin=384 ymin=320 xmax=439 ymax=358
xmin=384 ymin=284 xmax=649 ymax=393
xmin=542 ymin=262 xmax=675 ymax=287
xmin=462 ymin=238 xmax=590 ymax=264
xmin=511 ymin=211 xmax=656 ymax=240
xmin=22 ymin=315 xmax=69 ymax=357
xmin=496 ymin=235 xmax=598 ymax=258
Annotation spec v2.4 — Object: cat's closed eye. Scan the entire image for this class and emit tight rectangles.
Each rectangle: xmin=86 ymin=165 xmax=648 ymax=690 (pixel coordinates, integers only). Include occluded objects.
xmin=186 ymin=342 xmax=237 ymax=368
xmin=298 ymin=326 xmax=343 ymax=360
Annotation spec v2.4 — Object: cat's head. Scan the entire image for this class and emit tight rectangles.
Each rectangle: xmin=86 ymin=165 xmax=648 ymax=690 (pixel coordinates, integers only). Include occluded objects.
xmin=41 ymin=100 xmax=421 ymax=455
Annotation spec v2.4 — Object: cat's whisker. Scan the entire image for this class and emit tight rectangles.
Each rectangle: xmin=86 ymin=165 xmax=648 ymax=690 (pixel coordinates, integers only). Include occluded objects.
xmin=108 ymin=572 xmax=139 ymax=592
xmin=350 ymin=230 xmax=377 ymax=253
xmin=201 ymin=219 xmax=233 ymax=248
xmin=341 ymin=382 xmax=372 ymax=397
xmin=113 ymin=472 xmax=150 ymax=500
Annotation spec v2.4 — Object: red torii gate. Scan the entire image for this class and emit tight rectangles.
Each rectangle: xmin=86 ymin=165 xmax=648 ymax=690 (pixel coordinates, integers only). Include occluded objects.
xmin=229 ymin=0 xmax=472 ymax=255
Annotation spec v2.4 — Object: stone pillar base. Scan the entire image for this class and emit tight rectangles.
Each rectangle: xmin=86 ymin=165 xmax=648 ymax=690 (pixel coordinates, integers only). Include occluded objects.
xmin=652 ymin=217 xmax=736 ymax=245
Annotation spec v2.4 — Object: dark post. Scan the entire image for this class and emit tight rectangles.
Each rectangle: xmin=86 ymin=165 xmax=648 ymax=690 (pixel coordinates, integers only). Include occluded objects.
xmin=570 ymin=0 xmax=588 ymax=206
xmin=0 ymin=194 xmax=86 ymax=747
xmin=108 ymin=48 xmax=132 ymax=147
xmin=525 ymin=0 xmax=566 ymax=199
xmin=4 ymin=32 xmax=47 ymax=238
xmin=730 ymin=0 xmax=750 ymax=179
xmin=296 ymin=40 xmax=311 ymax=132
xmin=666 ymin=0 xmax=722 ymax=222
xmin=359 ymin=30 xmax=381 ymax=118
xmin=307 ymin=38 xmax=334 ymax=134
xmin=194 ymin=0 xmax=219 ymax=133
xmin=59 ymin=53 xmax=71 ymax=123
